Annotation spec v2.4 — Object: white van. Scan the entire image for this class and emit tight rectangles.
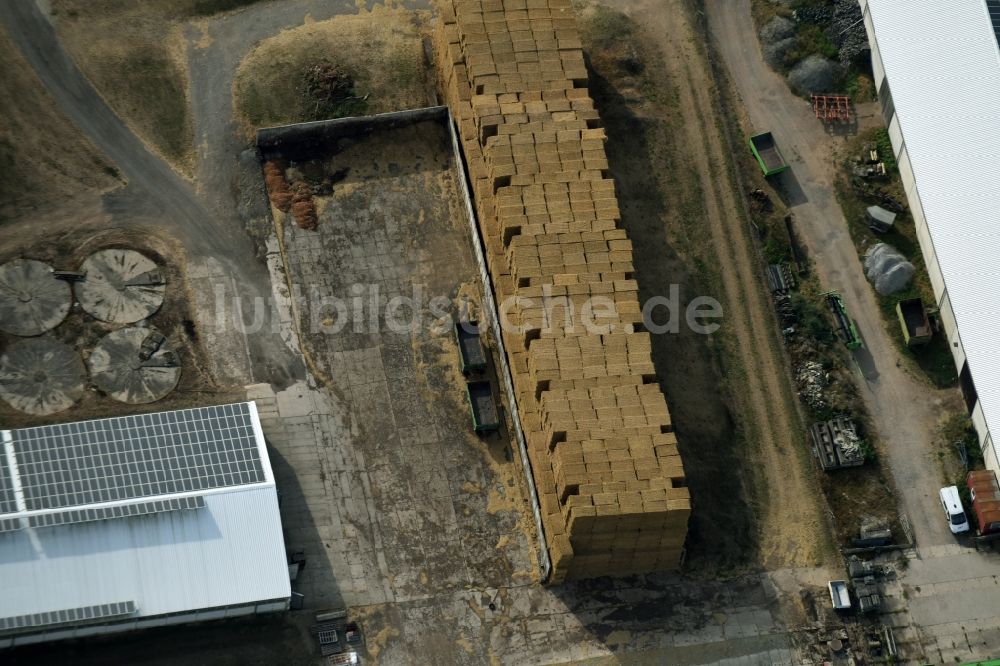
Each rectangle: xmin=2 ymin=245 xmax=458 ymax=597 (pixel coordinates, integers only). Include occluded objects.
xmin=940 ymin=485 xmax=969 ymax=534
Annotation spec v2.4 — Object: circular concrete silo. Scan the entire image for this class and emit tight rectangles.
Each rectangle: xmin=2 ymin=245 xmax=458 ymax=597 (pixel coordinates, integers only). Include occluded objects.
xmin=88 ymin=327 xmax=180 ymax=404
xmin=0 ymin=259 xmax=72 ymax=336
xmin=0 ymin=338 xmax=85 ymax=415
xmin=77 ymin=249 xmax=166 ymax=324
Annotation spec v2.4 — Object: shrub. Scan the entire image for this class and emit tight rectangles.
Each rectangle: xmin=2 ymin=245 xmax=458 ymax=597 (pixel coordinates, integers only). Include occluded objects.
xmin=845 ymin=74 xmax=875 ymax=103
xmin=302 ymin=61 xmax=363 ymax=119
xmin=874 ymin=129 xmax=897 ymax=172
xmin=787 ymin=24 xmax=838 ymax=66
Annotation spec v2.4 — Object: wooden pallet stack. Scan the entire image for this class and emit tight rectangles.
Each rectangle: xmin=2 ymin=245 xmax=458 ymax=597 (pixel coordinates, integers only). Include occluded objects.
xmin=434 ymin=0 xmax=690 ymax=581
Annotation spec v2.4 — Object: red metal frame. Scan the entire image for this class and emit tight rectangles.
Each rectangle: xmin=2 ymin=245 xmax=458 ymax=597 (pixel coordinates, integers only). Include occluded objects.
xmin=812 ymin=94 xmax=852 ymax=123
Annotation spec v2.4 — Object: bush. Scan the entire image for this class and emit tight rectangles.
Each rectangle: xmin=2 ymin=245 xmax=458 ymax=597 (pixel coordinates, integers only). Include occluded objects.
xmin=845 ymin=74 xmax=875 ymax=103
xmin=788 ymin=24 xmax=839 ymax=64
xmin=859 ymin=439 xmax=877 ymax=463
xmin=304 ymin=62 xmax=353 ymax=102
xmin=302 ymin=61 xmax=363 ymax=119
xmin=793 ymin=293 xmax=837 ymax=344
xmin=764 ymin=230 xmax=792 ymax=263
xmin=943 ymin=413 xmax=982 ymax=468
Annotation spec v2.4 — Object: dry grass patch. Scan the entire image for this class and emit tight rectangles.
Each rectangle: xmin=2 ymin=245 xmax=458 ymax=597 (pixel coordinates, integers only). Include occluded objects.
xmin=50 ymin=0 xmax=203 ymax=175
xmin=233 ymin=8 xmax=432 ymax=130
xmin=0 ymin=26 xmax=119 ymax=222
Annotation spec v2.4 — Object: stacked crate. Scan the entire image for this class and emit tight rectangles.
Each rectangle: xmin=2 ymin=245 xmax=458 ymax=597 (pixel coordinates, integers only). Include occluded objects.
xmin=434 ymin=0 xmax=690 ymax=581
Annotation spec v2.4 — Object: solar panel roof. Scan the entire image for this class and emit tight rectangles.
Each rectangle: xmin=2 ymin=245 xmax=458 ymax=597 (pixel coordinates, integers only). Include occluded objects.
xmin=987 ymin=0 xmax=1000 ymax=46
xmin=27 ymin=495 xmax=205 ymax=529
xmin=3 ymin=403 xmax=266 ymax=516
xmin=0 ymin=601 xmax=136 ymax=633
xmin=0 ymin=452 xmax=16 ymax=516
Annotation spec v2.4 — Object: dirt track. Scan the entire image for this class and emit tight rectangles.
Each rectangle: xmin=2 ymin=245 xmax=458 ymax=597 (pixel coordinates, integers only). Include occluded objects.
xmin=703 ymin=0 xmax=962 ymax=549
xmin=602 ymin=0 xmax=833 ymax=570
xmin=0 ymin=1 xmax=305 ymax=389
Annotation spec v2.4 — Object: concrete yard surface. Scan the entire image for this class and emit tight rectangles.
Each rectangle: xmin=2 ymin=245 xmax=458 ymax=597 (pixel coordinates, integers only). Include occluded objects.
xmin=263 ymin=120 xmax=540 ymax=611
xmin=878 ymin=545 xmax=1000 ymax=664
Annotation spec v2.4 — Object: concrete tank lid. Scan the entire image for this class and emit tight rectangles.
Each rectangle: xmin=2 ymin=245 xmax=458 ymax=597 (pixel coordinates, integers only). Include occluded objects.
xmin=0 ymin=338 xmax=85 ymax=415
xmin=0 ymin=259 xmax=72 ymax=336
xmin=88 ymin=326 xmax=180 ymax=404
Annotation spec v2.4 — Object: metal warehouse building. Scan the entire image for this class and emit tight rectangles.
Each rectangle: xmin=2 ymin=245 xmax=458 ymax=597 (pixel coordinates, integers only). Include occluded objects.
xmin=860 ymin=0 xmax=1000 ymax=475
xmin=0 ymin=402 xmax=290 ymax=647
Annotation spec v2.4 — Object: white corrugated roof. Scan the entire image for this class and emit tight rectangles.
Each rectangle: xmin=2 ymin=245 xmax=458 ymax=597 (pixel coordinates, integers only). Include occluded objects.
xmin=0 ymin=402 xmax=289 ymax=633
xmin=866 ymin=0 xmax=1000 ymax=463
xmin=0 ymin=487 xmax=289 ymax=619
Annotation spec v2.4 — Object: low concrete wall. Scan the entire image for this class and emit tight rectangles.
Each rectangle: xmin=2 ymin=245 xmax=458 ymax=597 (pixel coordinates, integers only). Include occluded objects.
xmin=256 ymin=106 xmax=449 ymax=157
xmin=446 ymin=112 xmax=552 ymax=583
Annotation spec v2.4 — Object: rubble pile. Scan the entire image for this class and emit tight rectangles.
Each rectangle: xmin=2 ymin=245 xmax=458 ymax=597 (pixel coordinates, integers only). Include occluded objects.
xmin=827 ymin=0 xmax=868 ymax=64
xmin=796 ymin=360 xmax=827 ymax=410
xmin=759 ymin=16 xmax=797 ymax=69
xmin=788 ymin=54 xmax=839 ymax=94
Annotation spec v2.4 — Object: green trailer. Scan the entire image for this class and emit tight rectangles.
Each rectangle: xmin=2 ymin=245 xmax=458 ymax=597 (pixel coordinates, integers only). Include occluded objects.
xmin=454 ymin=320 xmax=487 ymax=373
xmin=823 ymin=291 xmax=862 ymax=350
xmin=466 ymin=380 xmax=499 ymax=432
xmin=896 ymin=297 xmax=932 ymax=347
xmin=749 ymin=132 xmax=789 ymax=176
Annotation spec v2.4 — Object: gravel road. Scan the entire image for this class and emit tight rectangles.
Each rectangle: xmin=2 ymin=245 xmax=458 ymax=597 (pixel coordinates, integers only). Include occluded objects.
xmin=704 ymin=0 xmax=961 ymax=549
